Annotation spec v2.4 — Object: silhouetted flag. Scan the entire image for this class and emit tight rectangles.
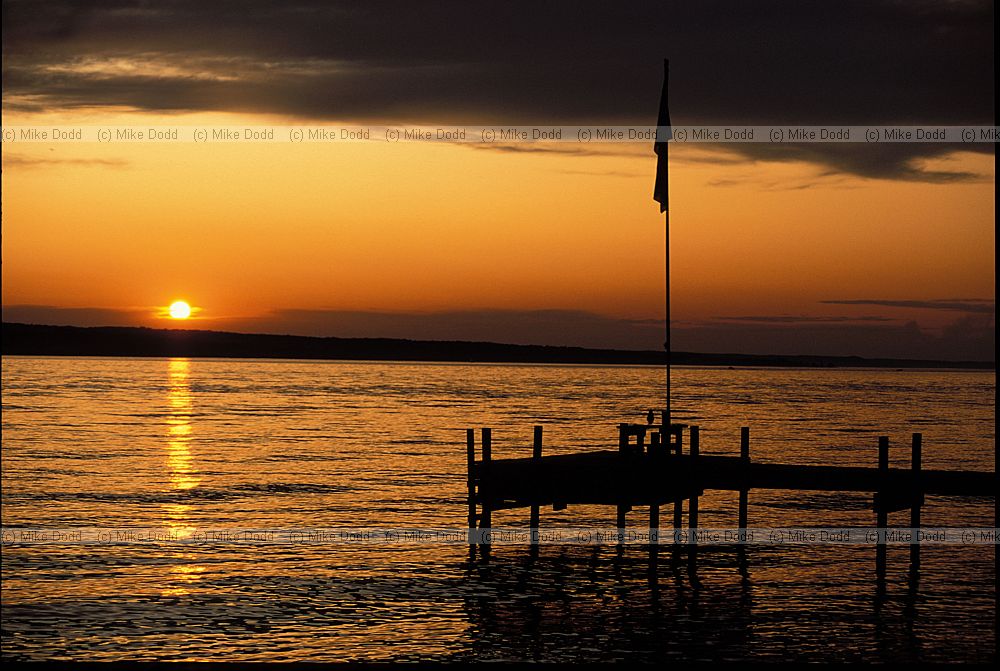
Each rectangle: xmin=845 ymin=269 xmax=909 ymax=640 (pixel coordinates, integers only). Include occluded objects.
xmin=653 ymin=59 xmax=671 ymax=213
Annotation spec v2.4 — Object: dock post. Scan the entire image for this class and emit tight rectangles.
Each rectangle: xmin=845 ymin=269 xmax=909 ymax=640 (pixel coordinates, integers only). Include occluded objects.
xmin=876 ymin=436 xmax=889 ymax=589
xmin=649 ymin=428 xmax=661 ymax=554
xmin=739 ymin=427 xmax=750 ymax=531
xmin=480 ymin=428 xmax=492 ymax=556
xmin=738 ymin=427 xmax=750 ymax=574
xmin=649 ymin=475 xmax=660 ymax=547
xmin=616 ymin=505 xmax=627 ymax=554
xmin=616 ymin=424 xmax=628 ymax=554
xmin=672 ymin=423 xmax=684 ymax=542
xmin=466 ymin=429 xmax=476 ymax=555
xmin=688 ymin=426 xmax=700 ymax=577
xmin=530 ymin=425 xmax=543 ymax=554
xmin=910 ymin=433 xmax=922 ymax=573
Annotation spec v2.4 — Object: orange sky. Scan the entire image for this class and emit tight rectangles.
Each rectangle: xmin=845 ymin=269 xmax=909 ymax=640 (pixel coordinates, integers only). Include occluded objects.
xmin=1 ymin=0 xmax=994 ymax=360
xmin=2 ymin=112 xmax=994 ymax=328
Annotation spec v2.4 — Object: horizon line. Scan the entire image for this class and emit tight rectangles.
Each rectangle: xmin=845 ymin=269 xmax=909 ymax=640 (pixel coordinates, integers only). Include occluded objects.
xmin=3 ymin=321 xmax=994 ymax=369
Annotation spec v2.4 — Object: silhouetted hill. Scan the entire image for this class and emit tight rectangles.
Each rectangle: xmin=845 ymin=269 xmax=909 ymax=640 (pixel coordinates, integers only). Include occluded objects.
xmin=1 ymin=322 xmax=994 ymax=369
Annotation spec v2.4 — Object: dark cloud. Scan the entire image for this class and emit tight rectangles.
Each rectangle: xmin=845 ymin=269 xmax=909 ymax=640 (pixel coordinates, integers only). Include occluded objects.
xmin=708 ymin=176 xmax=833 ymax=191
xmin=2 ymin=0 xmax=993 ymax=181
xmin=939 ymin=313 xmax=995 ymax=359
xmin=2 ymin=305 xmax=149 ymax=326
xmin=711 ymin=143 xmax=989 ymax=183
xmin=714 ymin=315 xmax=897 ymax=323
xmin=471 ymin=145 xmax=633 ymax=157
xmin=672 ymin=319 xmax=994 ymax=362
xmin=706 ymin=170 xmax=862 ymax=190
xmin=821 ymin=299 xmax=996 ymax=314
xmin=557 ymin=169 xmax=645 ymax=178
xmin=1 ymin=153 xmax=129 ymax=168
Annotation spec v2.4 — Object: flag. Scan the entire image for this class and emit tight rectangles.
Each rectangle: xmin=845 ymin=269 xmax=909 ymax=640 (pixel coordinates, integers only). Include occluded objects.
xmin=653 ymin=59 xmax=671 ymax=213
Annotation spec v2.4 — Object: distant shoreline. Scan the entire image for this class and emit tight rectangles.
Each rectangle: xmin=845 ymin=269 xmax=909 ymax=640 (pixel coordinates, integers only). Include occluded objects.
xmin=2 ymin=322 xmax=995 ymax=370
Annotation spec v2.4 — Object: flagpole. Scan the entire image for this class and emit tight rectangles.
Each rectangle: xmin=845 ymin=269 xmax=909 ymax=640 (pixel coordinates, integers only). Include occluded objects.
xmin=665 ymin=209 xmax=671 ymax=427
xmin=663 ymin=59 xmax=671 ymax=428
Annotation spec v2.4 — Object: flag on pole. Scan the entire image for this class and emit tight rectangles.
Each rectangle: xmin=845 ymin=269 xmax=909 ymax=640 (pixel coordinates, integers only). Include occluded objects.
xmin=653 ymin=59 xmax=671 ymax=213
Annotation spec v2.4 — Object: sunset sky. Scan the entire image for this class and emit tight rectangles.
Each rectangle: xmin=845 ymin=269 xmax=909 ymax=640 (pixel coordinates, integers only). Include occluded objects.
xmin=2 ymin=0 xmax=995 ymax=360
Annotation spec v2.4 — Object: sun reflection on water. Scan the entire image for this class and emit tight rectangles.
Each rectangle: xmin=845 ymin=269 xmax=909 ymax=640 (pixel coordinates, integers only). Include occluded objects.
xmin=166 ymin=358 xmax=200 ymax=492
xmin=163 ymin=358 xmax=201 ymax=595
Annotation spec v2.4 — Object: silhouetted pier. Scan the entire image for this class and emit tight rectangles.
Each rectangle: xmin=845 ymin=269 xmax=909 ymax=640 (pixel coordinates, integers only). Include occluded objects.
xmin=465 ymin=420 xmax=996 ymax=588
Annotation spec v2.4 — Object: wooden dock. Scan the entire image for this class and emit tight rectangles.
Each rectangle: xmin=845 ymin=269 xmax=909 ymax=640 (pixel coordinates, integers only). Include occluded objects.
xmin=465 ymin=422 xmax=996 ymax=587
xmin=477 ymin=449 xmax=994 ymax=506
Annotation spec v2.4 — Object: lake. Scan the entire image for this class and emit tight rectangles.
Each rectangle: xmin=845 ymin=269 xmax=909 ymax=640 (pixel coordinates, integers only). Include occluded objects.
xmin=1 ymin=357 xmax=994 ymax=662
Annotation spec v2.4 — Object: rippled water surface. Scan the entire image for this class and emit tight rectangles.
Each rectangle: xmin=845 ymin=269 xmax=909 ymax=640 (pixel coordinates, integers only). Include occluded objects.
xmin=1 ymin=357 xmax=995 ymax=662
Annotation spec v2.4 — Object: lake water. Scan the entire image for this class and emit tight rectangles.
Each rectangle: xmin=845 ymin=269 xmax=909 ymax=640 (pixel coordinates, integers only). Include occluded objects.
xmin=1 ymin=357 xmax=995 ymax=662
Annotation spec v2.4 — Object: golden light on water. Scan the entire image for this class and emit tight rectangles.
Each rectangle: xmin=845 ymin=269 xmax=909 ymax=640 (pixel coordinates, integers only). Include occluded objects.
xmin=165 ymin=359 xmax=200 ymax=491
xmin=163 ymin=359 xmax=201 ymax=596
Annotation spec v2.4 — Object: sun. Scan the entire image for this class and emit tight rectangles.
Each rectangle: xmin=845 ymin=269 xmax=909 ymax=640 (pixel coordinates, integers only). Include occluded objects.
xmin=168 ymin=301 xmax=192 ymax=320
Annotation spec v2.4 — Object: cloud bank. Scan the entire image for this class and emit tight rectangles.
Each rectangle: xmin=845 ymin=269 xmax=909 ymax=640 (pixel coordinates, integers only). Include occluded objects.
xmin=3 ymin=0 xmax=994 ymax=181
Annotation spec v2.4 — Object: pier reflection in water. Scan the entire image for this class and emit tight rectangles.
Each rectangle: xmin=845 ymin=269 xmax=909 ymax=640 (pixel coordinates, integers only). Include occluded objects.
xmin=460 ymin=542 xmax=942 ymax=663
xmin=461 ymin=547 xmax=753 ymax=662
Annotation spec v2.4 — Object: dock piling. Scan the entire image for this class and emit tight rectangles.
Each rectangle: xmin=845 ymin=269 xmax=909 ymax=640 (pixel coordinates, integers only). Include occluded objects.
xmin=649 ymin=428 xmax=661 ymax=550
xmin=466 ymin=428 xmax=476 ymax=553
xmin=688 ymin=426 xmax=701 ymax=575
xmin=738 ymin=427 xmax=750 ymax=531
xmin=480 ymin=428 xmax=492 ymax=555
xmin=737 ymin=426 xmax=750 ymax=572
xmin=530 ymin=426 xmax=543 ymax=553
xmin=672 ymin=425 xmax=684 ymax=544
xmin=876 ymin=436 xmax=889 ymax=587
xmin=616 ymin=423 xmax=629 ymax=552
xmin=910 ymin=432 xmax=922 ymax=571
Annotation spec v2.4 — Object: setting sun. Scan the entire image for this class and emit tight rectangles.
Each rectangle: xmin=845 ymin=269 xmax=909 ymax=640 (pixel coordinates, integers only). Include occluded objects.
xmin=168 ymin=301 xmax=192 ymax=320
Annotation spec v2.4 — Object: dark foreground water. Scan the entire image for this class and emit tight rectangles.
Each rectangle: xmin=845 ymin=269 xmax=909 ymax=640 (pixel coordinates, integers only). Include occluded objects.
xmin=1 ymin=357 xmax=995 ymax=662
